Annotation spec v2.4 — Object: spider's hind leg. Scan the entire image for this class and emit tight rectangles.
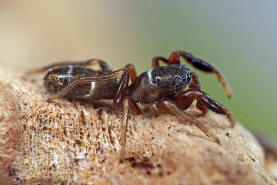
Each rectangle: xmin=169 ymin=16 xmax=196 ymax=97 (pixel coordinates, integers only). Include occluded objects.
xmin=157 ymin=99 xmax=220 ymax=143
xmin=27 ymin=58 xmax=112 ymax=74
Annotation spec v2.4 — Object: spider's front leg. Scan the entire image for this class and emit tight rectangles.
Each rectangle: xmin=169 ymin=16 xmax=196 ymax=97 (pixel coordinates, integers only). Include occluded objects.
xmin=152 ymin=51 xmax=232 ymax=98
xmin=174 ymin=89 xmax=236 ymax=128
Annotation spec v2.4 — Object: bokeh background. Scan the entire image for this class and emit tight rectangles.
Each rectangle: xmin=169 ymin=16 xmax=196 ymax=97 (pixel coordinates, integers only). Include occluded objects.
xmin=0 ymin=1 xmax=276 ymax=139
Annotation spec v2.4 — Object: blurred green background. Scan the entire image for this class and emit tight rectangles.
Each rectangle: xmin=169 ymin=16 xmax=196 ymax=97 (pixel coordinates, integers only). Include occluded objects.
xmin=0 ymin=1 xmax=276 ymax=139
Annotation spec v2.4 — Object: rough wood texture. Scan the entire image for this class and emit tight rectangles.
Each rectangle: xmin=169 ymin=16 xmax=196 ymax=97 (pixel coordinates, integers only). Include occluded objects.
xmin=0 ymin=68 xmax=276 ymax=185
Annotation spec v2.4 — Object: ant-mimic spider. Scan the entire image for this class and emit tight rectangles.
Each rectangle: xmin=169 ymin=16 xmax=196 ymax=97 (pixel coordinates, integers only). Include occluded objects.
xmin=29 ymin=51 xmax=235 ymax=162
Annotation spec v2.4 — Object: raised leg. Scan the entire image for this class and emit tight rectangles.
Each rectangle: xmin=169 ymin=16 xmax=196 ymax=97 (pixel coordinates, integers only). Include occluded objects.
xmin=48 ymin=69 xmax=128 ymax=103
xmin=152 ymin=56 xmax=169 ymax=67
xmin=175 ymin=89 xmax=235 ymax=128
xmin=152 ymin=51 xmax=232 ymax=98
xmin=28 ymin=58 xmax=112 ymax=74
xmin=156 ymin=99 xmax=220 ymax=143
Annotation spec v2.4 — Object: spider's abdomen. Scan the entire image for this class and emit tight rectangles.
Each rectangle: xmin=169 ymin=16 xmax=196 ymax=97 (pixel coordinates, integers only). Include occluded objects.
xmin=44 ymin=66 xmax=121 ymax=100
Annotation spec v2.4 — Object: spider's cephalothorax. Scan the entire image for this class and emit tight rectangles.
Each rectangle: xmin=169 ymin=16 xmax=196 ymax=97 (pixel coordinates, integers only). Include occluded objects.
xmin=127 ymin=64 xmax=191 ymax=103
xmin=29 ymin=50 xmax=235 ymax=163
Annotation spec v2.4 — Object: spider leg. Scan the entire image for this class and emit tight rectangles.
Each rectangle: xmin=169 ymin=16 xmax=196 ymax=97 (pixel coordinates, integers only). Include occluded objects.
xmin=175 ymin=89 xmax=236 ymax=128
xmin=189 ymin=72 xmax=201 ymax=90
xmin=124 ymin=64 xmax=137 ymax=82
xmin=84 ymin=59 xmax=112 ymax=71
xmin=181 ymin=72 xmax=208 ymax=117
xmin=152 ymin=51 xmax=232 ymax=98
xmin=28 ymin=58 xmax=112 ymax=74
xmin=112 ymin=69 xmax=139 ymax=162
xmin=113 ymin=70 xmax=130 ymax=105
xmin=170 ymin=51 xmax=232 ymax=98
xmin=119 ymin=97 xmax=140 ymax=163
xmin=152 ymin=56 xmax=169 ymax=67
xmin=113 ymin=63 xmax=137 ymax=105
xmin=47 ymin=69 xmax=127 ymax=102
xmin=157 ymin=99 xmax=220 ymax=143
xmin=119 ymin=96 xmax=130 ymax=163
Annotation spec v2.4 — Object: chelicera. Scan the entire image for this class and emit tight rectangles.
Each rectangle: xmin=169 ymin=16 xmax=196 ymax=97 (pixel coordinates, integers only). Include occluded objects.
xmin=29 ymin=50 xmax=235 ymax=162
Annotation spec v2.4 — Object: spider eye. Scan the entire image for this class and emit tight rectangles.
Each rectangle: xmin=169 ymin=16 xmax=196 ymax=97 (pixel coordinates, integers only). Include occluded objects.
xmin=156 ymin=77 xmax=161 ymax=84
xmin=155 ymin=77 xmax=163 ymax=85
xmin=151 ymin=76 xmax=162 ymax=85
xmin=187 ymin=74 xmax=191 ymax=82
xmin=182 ymin=74 xmax=191 ymax=83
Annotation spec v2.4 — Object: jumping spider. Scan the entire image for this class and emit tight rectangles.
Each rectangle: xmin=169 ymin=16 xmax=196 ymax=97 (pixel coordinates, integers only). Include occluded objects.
xmin=29 ymin=50 xmax=235 ymax=162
